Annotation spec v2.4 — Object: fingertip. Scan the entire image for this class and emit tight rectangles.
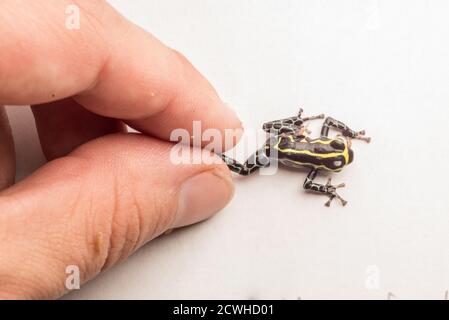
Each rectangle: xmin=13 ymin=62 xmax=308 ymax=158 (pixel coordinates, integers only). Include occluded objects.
xmin=173 ymin=167 xmax=234 ymax=228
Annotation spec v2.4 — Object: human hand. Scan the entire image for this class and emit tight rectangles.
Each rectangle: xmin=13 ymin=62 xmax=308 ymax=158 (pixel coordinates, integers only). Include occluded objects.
xmin=0 ymin=0 xmax=241 ymax=299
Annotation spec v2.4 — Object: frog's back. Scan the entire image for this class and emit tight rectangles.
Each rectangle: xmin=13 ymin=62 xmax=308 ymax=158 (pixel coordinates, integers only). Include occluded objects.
xmin=273 ymin=135 xmax=348 ymax=172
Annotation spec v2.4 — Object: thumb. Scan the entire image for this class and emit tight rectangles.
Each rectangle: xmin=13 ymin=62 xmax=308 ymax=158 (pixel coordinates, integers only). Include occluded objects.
xmin=0 ymin=134 xmax=233 ymax=299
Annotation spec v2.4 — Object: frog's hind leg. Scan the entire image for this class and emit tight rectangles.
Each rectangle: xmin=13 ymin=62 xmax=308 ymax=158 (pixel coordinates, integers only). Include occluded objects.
xmin=262 ymin=108 xmax=325 ymax=135
xmin=303 ymin=169 xmax=347 ymax=206
xmin=221 ymin=144 xmax=271 ymax=176
xmin=302 ymin=113 xmax=326 ymax=122
xmin=298 ymin=107 xmax=326 ymax=121
xmin=262 ymin=117 xmax=300 ymax=135
xmin=320 ymin=117 xmax=371 ymax=143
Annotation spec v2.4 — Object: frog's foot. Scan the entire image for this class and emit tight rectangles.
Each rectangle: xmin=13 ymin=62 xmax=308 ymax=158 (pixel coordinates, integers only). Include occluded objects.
xmin=354 ymin=130 xmax=371 ymax=143
xmin=324 ymin=178 xmax=347 ymax=207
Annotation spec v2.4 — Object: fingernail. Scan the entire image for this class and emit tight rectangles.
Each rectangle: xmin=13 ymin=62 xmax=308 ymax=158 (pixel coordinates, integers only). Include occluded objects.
xmin=174 ymin=170 xmax=234 ymax=228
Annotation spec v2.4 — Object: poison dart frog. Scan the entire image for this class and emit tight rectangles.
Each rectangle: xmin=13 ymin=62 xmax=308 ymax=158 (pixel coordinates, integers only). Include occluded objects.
xmin=221 ymin=108 xmax=371 ymax=207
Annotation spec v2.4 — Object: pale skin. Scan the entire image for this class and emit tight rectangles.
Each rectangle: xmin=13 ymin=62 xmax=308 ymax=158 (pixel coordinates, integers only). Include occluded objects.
xmin=0 ymin=0 xmax=242 ymax=299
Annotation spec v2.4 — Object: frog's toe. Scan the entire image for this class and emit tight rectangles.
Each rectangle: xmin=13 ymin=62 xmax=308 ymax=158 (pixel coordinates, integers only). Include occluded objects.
xmin=355 ymin=130 xmax=371 ymax=143
xmin=360 ymin=136 xmax=371 ymax=143
xmin=324 ymin=183 xmax=348 ymax=207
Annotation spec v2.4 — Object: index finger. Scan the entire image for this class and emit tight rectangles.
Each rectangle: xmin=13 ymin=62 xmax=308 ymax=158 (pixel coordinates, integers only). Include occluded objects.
xmin=0 ymin=0 xmax=241 ymax=145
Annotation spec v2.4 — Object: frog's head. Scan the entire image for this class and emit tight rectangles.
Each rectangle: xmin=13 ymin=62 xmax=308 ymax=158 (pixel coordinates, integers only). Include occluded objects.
xmin=316 ymin=136 xmax=355 ymax=172
xmin=334 ymin=136 xmax=354 ymax=166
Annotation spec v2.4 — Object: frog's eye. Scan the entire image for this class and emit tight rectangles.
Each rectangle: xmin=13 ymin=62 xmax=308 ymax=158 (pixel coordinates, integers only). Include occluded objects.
xmin=330 ymin=140 xmax=345 ymax=150
xmin=333 ymin=160 xmax=343 ymax=167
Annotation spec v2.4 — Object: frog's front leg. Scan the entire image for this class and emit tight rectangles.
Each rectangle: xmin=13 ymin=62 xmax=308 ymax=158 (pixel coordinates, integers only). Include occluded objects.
xmin=303 ymin=169 xmax=347 ymax=207
xmin=320 ymin=117 xmax=371 ymax=143
xmin=221 ymin=142 xmax=271 ymax=176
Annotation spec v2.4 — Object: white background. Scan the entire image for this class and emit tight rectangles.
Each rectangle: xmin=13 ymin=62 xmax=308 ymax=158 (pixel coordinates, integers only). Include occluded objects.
xmin=7 ymin=0 xmax=449 ymax=299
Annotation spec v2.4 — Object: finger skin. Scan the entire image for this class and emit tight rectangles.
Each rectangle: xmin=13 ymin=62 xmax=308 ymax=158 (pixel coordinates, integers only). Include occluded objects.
xmin=0 ymin=134 xmax=233 ymax=299
xmin=0 ymin=0 xmax=242 ymax=147
xmin=0 ymin=106 xmax=15 ymax=189
xmin=32 ymin=99 xmax=125 ymax=160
